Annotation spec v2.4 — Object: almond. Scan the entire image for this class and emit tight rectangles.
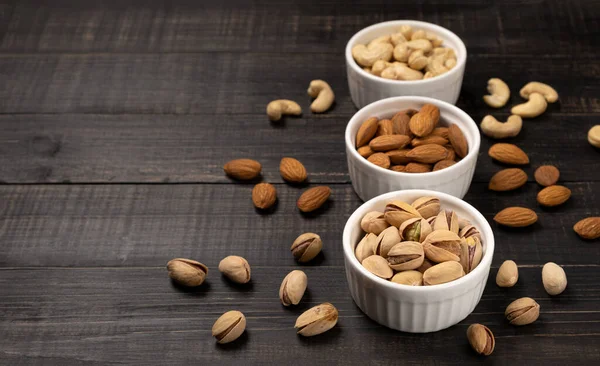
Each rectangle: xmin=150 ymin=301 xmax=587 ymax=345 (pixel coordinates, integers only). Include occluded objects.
xmin=433 ymin=159 xmax=456 ymax=171
xmin=357 ymin=145 xmax=374 ymax=158
xmin=399 ymin=108 xmax=418 ymax=117
xmin=489 ymin=168 xmax=528 ymax=191
xmin=224 ymin=159 xmax=262 ymax=180
xmin=445 ymin=145 xmax=457 ymax=161
xmin=488 ymin=143 xmax=529 ymax=165
xmin=367 ymin=152 xmax=391 ymax=169
xmin=356 ymin=117 xmax=379 ymax=147
xmin=280 ymin=157 xmax=307 ymax=183
xmin=430 ymin=127 xmax=449 ymax=139
xmin=537 ymin=185 xmax=571 ymax=207
xmin=391 ymin=112 xmax=412 ymax=136
xmin=409 ymin=104 xmax=440 ymax=137
xmin=376 ymin=119 xmax=394 ymax=136
xmin=534 ymin=165 xmax=560 ymax=186
xmin=369 ymin=134 xmax=411 ymax=151
xmin=405 ymin=162 xmax=432 ymax=173
xmin=573 ymin=217 xmax=600 ymax=240
xmin=386 ymin=149 xmax=412 ymax=164
xmin=297 ymin=186 xmax=331 ymax=212
xmin=411 ymin=135 xmax=449 ymax=147
xmin=448 ymin=124 xmax=468 ymax=158
xmin=406 ymin=144 xmax=448 ymax=164
xmin=390 ymin=165 xmax=406 ymax=172
xmin=494 ymin=207 xmax=538 ymax=227
xmin=252 ymin=183 xmax=277 ymax=209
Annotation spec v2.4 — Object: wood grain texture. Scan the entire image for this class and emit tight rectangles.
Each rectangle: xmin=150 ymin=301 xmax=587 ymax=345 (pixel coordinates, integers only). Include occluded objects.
xmin=0 ymin=114 xmax=599 ymax=183
xmin=1 ymin=0 xmax=599 ymax=364
xmin=1 ymin=266 xmax=599 ymax=365
xmin=0 ymin=53 xmax=599 ymax=115
xmin=1 ymin=183 xmax=598 ymax=267
xmin=1 ymin=0 xmax=597 ymax=57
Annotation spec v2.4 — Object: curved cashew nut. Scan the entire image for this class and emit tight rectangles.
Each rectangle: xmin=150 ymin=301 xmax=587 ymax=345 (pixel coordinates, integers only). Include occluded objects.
xmin=266 ymin=100 xmax=302 ymax=121
xmin=390 ymin=32 xmax=407 ymax=46
xmin=483 ymin=78 xmax=510 ymax=108
xmin=352 ymin=42 xmax=393 ymax=67
xmin=480 ymin=115 xmax=523 ymax=139
xmin=307 ymin=80 xmax=335 ymax=113
xmin=426 ymin=55 xmax=449 ymax=76
xmin=408 ymin=50 xmax=428 ymax=70
xmin=371 ymin=60 xmax=406 ymax=76
xmin=405 ymin=39 xmax=433 ymax=53
xmin=368 ymin=35 xmax=391 ymax=47
xmin=588 ymin=125 xmax=600 ymax=148
xmin=393 ymin=43 xmax=410 ymax=62
xmin=520 ymin=82 xmax=558 ymax=103
xmin=380 ymin=64 xmax=423 ymax=81
xmin=399 ymin=25 xmax=413 ymax=39
xmin=511 ymin=92 xmax=547 ymax=118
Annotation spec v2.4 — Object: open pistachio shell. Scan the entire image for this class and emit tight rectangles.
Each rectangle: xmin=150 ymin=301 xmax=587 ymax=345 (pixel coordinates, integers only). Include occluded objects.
xmin=423 ymin=261 xmax=465 ymax=285
xmin=459 ymin=237 xmax=483 ymax=273
xmin=374 ymin=226 xmax=401 ymax=258
xmin=422 ymin=230 xmax=461 ymax=263
xmin=295 ymin=303 xmax=339 ymax=336
xmin=360 ymin=211 xmax=390 ymax=235
xmin=387 ymin=241 xmax=425 ymax=271
xmin=411 ymin=196 xmax=441 ymax=219
xmin=399 ymin=217 xmax=432 ymax=242
xmin=384 ymin=200 xmax=422 ymax=227
xmin=355 ymin=233 xmax=377 ymax=263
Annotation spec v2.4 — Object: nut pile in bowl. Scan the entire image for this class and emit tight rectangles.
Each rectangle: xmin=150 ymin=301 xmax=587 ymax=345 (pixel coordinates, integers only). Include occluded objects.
xmin=356 ymin=104 xmax=468 ymax=173
xmin=355 ymin=195 xmax=483 ymax=286
xmin=352 ymin=25 xmax=457 ymax=80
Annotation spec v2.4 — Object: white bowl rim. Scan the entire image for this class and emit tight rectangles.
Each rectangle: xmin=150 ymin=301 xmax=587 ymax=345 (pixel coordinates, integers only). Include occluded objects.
xmin=345 ymin=20 xmax=467 ymax=85
xmin=342 ymin=189 xmax=495 ymax=293
xmin=344 ymin=96 xmax=480 ymax=178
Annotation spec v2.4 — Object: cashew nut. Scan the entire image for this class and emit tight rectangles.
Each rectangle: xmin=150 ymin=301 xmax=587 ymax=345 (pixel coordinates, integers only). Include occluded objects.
xmin=363 ymin=67 xmax=372 ymax=74
xmin=381 ymin=64 xmax=423 ymax=81
xmin=368 ymin=35 xmax=392 ymax=47
xmin=406 ymin=39 xmax=433 ymax=53
xmin=393 ymin=43 xmax=410 ymax=62
xmin=444 ymin=58 xmax=456 ymax=69
xmin=408 ymin=50 xmax=428 ymax=70
xmin=411 ymin=30 xmax=442 ymax=47
xmin=480 ymin=115 xmax=523 ymax=139
xmin=371 ymin=60 xmax=406 ymax=76
xmin=519 ymin=82 xmax=558 ymax=103
xmin=483 ymin=78 xmax=510 ymax=108
xmin=426 ymin=55 xmax=449 ymax=76
xmin=390 ymin=32 xmax=407 ymax=46
xmin=307 ymin=80 xmax=335 ymax=113
xmin=511 ymin=92 xmax=547 ymax=118
xmin=410 ymin=30 xmax=426 ymax=40
xmin=423 ymin=71 xmax=434 ymax=79
xmin=588 ymin=125 xmax=600 ymax=148
xmin=352 ymin=42 xmax=393 ymax=67
xmin=399 ymin=25 xmax=413 ymax=39
xmin=266 ymin=100 xmax=302 ymax=121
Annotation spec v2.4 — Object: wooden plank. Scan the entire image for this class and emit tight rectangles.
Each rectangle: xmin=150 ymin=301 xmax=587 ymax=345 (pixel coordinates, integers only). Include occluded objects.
xmin=0 ymin=0 xmax=597 ymax=57
xmin=0 ymin=266 xmax=599 ymax=364
xmin=0 ymin=53 xmax=598 ymax=115
xmin=0 ymin=114 xmax=599 ymax=184
xmin=1 ymin=183 xmax=598 ymax=267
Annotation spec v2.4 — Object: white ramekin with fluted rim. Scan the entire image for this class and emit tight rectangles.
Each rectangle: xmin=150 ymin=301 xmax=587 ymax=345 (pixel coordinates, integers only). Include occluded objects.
xmin=346 ymin=20 xmax=467 ymax=108
xmin=343 ymin=189 xmax=494 ymax=333
xmin=345 ymin=96 xmax=479 ymax=202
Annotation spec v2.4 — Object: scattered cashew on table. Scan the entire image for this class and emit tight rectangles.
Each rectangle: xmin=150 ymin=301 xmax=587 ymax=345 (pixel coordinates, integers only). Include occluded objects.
xmin=480 ymin=115 xmax=523 ymax=139
xmin=307 ymin=80 xmax=335 ymax=113
xmin=267 ymin=100 xmax=302 ymax=121
xmin=512 ymin=82 xmax=558 ymax=118
xmin=483 ymin=78 xmax=510 ymax=108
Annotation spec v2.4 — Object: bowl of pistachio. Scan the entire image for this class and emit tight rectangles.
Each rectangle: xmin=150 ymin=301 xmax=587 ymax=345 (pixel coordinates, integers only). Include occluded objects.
xmin=342 ymin=189 xmax=494 ymax=333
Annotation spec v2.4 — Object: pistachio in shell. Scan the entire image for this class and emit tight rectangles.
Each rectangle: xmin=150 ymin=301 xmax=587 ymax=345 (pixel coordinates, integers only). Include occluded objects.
xmin=505 ymin=297 xmax=540 ymax=325
xmin=411 ymin=196 xmax=441 ymax=219
xmin=496 ymin=260 xmax=519 ymax=287
xmin=391 ymin=270 xmax=423 ymax=286
xmin=279 ymin=270 xmax=308 ymax=306
xmin=383 ymin=200 xmax=422 ymax=228
xmin=399 ymin=217 xmax=432 ymax=243
xmin=291 ymin=233 xmax=323 ymax=263
xmin=467 ymin=323 xmax=495 ymax=356
xmin=423 ymin=261 xmax=465 ymax=285
xmin=386 ymin=241 xmax=425 ymax=271
xmin=218 ymin=255 xmax=251 ymax=284
xmin=422 ymin=230 xmax=462 ymax=263
xmin=459 ymin=224 xmax=481 ymax=240
xmin=360 ymin=211 xmax=390 ymax=235
xmin=459 ymin=236 xmax=483 ymax=274
xmin=362 ymin=255 xmax=394 ymax=279
xmin=295 ymin=303 xmax=338 ymax=336
xmin=433 ymin=210 xmax=459 ymax=234
xmin=167 ymin=258 xmax=208 ymax=287
xmin=212 ymin=310 xmax=246 ymax=344
xmin=374 ymin=226 xmax=401 ymax=257
xmin=355 ymin=233 xmax=377 ymax=263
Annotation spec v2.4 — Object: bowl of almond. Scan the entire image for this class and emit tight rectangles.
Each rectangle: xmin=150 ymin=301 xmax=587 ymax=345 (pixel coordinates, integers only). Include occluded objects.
xmin=343 ymin=189 xmax=494 ymax=333
xmin=345 ymin=96 xmax=480 ymax=201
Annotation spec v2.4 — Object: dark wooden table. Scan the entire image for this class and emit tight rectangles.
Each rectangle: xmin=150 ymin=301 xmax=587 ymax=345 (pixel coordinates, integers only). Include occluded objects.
xmin=1 ymin=0 xmax=599 ymax=364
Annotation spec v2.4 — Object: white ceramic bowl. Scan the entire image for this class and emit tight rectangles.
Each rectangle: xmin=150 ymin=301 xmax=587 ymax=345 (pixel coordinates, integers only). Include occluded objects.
xmin=345 ymin=96 xmax=480 ymax=201
xmin=345 ymin=20 xmax=467 ymax=108
xmin=343 ymin=189 xmax=494 ymax=333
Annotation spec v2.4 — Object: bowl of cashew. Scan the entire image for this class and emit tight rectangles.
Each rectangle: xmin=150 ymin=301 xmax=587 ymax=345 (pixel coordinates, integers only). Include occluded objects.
xmin=345 ymin=20 xmax=467 ymax=108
